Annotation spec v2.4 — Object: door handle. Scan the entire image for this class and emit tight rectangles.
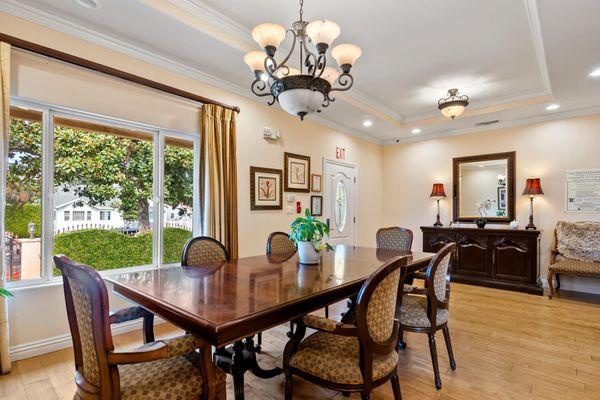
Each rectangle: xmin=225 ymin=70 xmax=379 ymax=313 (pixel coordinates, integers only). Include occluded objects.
xmin=326 ymin=218 xmax=330 ymax=228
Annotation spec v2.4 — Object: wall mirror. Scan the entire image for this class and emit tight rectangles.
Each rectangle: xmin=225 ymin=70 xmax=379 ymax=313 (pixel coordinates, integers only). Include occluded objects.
xmin=453 ymin=151 xmax=515 ymax=223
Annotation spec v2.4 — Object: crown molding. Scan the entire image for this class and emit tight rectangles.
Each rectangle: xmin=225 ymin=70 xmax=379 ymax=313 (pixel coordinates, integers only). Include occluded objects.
xmin=523 ymin=0 xmax=552 ymax=94
xmin=384 ymin=105 xmax=600 ymax=145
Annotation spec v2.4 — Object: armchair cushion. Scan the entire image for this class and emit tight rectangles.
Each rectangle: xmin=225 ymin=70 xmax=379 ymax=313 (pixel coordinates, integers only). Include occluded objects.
xmin=303 ymin=314 xmax=342 ymax=332
xmin=119 ymin=353 xmax=205 ymax=400
xmin=549 ymin=259 xmax=600 ymax=276
xmin=163 ymin=334 xmax=204 ymax=357
xmin=109 ymin=306 xmax=151 ymax=325
xmin=400 ymin=295 xmax=448 ymax=328
xmin=555 ymin=221 xmax=600 ymax=262
xmin=288 ymin=331 xmax=398 ymax=385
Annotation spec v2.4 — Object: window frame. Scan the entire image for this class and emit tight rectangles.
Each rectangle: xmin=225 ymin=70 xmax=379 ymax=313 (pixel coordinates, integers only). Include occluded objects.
xmin=7 ymin=97 xmax=200 ymax=288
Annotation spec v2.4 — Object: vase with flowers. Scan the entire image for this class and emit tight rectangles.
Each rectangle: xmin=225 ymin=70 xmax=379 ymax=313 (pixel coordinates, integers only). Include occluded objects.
xmin=475 ymin=199 xmax=496 ymax=228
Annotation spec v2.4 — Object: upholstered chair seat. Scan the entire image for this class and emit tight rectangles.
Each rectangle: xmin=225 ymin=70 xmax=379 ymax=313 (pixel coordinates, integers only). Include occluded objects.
xmin=549 ymin=258 xmax=600 ymax=276
xmin=289 ymin=331 xmax=398 ymax=385
xmin=400 ymin=295 xmax=448 ymax=328
xmin=283 ymin=257 xmax=407 ymax=400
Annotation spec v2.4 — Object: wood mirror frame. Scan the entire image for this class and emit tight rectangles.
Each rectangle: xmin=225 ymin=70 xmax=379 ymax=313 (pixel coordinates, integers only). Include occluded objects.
xmin=452 ymin=151 xmax=515 ymax=223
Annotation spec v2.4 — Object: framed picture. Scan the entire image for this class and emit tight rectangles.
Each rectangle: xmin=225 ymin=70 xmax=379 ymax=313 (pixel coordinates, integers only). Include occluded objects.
xmin=284 ymin=152 xmax=311 ymax=192
xmin=497 ymin=187 xmax=507 ymax=210
xmin=311 ymin=174 xmax=322 ymax=192
xmin=250 ymin=166 xmax=282 ymax=210
xmin=311 ymin=195 xmax=323 ymax=216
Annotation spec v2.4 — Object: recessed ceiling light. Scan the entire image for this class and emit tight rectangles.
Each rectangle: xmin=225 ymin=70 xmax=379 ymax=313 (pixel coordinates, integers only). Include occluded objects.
xmin=362 ymin=119 xmax=373 ymax=128
xmin=589 ymin=68 xmax=600 ymax=78
xmin=411 ymin=128 xmax=421 ymax=134
xmin=75 ymin=0 xmax=100 ymax=9
xmin=545 ymin=104 xmax=560 ymax=111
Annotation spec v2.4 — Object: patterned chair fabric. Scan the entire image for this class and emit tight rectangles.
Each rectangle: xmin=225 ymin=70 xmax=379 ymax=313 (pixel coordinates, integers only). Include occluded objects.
xmin=182 ymin=237 xmax=228 ymax=266
xmin=288 ymin=332 xmax=398 ymax=385
xmin=400 ymin=295 xmax=448 ymax=328
xmin=67 ymin=277 xmax=102 ymax=386
xmin=376 ymin=227 xmax=413 ymax=252
xmin=366 ymin=268 xmax=400 ymax=342
xmin=267 ymin=232 xmax=297 ymax=255
xmin=109 ymin=305 xmax=150 ymax=325
xmin=555 ymin=221 xmax=600 ymax=262
xmin=432 ymin=252 xmax=451 ymax=302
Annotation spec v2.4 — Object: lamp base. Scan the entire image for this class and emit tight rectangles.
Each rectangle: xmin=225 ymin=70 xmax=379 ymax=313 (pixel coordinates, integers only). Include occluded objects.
xmin=433 ymin=214 xmax=443 ymax=227
xmin=525 ymin=223 xmax=537 ymax=230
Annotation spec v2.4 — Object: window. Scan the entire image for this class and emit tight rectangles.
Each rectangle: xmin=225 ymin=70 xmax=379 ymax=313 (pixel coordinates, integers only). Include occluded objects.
xmin=4 ymin=111 xmax=43 ymax=282
xmin=5 ymin=103 xmax=199 ymax=285
xmin=73 ymin=211 xmax=85 ymax=221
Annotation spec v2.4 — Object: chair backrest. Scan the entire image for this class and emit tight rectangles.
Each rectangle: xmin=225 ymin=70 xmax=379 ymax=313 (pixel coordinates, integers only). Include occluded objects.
xmin=376 ymin=227 xmax=413 ymax=252
xmin=266 ymin=231 xmax=297 ymax=255
xmin=425 ymin=243 xmax=455 ymax=305
xmin=356 ymin=256 xmax=407 ymax=350
xmin=555 ymin=220 xmax=600 ymax=262
xmin=55 ymin=255 xmax=115 ymax=398
xmin=181 ymin=236 xmax=229 ymax=266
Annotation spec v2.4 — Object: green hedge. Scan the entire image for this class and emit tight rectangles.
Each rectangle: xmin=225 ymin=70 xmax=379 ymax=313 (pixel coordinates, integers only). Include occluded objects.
xmin=53 ymin=228 xmax=192 ymax=275
xmin=5 ymin=203 xmax=41 ymax=238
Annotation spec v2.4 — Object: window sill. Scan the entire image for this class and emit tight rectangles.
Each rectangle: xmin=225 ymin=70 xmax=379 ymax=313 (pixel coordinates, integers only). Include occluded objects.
xmin=8 ymin=263 xmax=169 ymax=292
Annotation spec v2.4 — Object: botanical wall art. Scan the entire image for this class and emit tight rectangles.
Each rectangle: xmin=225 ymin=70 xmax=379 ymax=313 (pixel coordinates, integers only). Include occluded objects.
xmin=284 ymin=152 xmax=311 ymax=192
xmin=250 ymin=166 xmax=283 ymax=210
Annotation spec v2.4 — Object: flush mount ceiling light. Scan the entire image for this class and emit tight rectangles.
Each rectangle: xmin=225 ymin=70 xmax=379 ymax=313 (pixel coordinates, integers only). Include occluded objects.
xmin=437 ymin=88 xmax=469 ymax=119
xmin=74 ymin=0 xmax=100 ymax=9
xmin=362 ymin=119 xmax=373 ymax=127
xmin=411 ymin=128 xmax=421 ymax=134
xmin=545 ymin=103 xmax=560 ymax=111
xmin=243 ymin=0 xmax=361 ymax=120
xmin=589 ymin=68 xmax=600 ymax=78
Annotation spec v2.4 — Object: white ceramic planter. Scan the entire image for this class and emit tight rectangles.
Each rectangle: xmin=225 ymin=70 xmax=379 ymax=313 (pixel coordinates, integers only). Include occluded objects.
xmin=297 ymin=241 xmax=320 ymax=265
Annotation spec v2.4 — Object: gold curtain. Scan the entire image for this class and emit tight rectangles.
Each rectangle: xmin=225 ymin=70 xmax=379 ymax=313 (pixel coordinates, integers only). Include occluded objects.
xmin=0 ymin=42 xmax=11 ymax=374
xmin=200 ymin=104 xmax=238 ymax=258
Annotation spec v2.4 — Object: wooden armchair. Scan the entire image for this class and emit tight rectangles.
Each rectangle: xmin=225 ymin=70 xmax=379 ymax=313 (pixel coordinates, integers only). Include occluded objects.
xmin=283 ymin=256 xmax=407 ymax=400
xmin=54 ymin=255 xmax=225 ymax=400
xmin=376 ymin=227 xmax=417 ymax=292
xmin=398 ymin=243 xmax=456 ymax=390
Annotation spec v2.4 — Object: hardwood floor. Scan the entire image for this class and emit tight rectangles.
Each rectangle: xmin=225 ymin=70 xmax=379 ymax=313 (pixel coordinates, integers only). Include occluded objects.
xmin=2 ymin=283 xmax=600 ymax=399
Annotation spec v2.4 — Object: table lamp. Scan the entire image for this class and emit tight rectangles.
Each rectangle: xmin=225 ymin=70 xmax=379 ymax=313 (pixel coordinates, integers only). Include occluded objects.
xmin=430 ymin=183 xmax=446 ymax=227
xmin=522 ymin=178 xmax=543 ymax=230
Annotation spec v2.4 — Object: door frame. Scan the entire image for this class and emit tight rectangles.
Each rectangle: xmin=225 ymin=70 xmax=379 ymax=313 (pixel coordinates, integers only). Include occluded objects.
xmin=322 ymin=157 xmax=358 ymax=245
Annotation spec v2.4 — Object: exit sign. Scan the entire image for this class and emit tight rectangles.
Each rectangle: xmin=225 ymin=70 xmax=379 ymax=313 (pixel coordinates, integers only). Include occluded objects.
xmin=336 ymin=146 xmax=346 ymax=160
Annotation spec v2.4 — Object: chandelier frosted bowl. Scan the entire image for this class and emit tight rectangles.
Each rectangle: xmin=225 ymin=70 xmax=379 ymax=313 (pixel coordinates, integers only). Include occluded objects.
xmin=438 ymin=88 xmax=469 ymax=119
xmin=243 ymin=0 xmax=361 ymax=120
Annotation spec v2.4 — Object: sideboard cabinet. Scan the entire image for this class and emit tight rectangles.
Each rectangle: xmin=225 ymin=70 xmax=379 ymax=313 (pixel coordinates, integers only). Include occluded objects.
xmin=421 ymin=226 xmax=542 ymax=295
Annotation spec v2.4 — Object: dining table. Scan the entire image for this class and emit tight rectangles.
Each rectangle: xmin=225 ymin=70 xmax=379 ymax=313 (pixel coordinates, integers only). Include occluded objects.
xmin=107 ymin=245 xmax=435 ymax=400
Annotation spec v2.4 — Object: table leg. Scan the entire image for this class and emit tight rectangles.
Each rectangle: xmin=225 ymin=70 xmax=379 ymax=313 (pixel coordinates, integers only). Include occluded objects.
xmin=231 ymin=341 xmax=246 ymax=400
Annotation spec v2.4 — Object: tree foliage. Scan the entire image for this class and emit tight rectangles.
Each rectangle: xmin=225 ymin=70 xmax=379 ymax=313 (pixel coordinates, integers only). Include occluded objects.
xmin=8 ymin=118 xmax=194 ymax=229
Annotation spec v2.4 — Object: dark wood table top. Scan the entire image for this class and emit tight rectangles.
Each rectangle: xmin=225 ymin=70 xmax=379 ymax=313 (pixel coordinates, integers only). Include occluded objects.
xmin=108 ymin=245 xmax=434 ymax=346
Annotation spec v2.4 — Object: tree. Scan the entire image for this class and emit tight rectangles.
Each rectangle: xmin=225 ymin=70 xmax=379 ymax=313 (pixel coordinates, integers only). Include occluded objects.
xmin=8 ymin=118 xmax=194 ymax=231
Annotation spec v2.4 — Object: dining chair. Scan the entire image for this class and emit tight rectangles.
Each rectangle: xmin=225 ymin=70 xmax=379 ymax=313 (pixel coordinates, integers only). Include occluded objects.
xmin=181 ymin=236 xmax=229 ymax=266
xmin=376 ymin=226 xmax=416 ymax=292
xmin=54 ymin=255 xmax=225 ymax=400
xmin=398 ymin=242 xmax=456 ymax=390
xmin=283 ymin=256 xmax=407 ymax=400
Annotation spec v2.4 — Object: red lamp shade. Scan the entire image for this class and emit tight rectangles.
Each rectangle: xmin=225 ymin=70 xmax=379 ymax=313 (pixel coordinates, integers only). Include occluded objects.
xmin=430 ymin=183 xmax=446 ymax=198
xmin=522 ymin=178 xmax=544 ymax=196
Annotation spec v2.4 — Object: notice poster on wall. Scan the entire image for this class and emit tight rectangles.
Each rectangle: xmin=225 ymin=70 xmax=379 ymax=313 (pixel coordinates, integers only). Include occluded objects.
xmin=566 ymin=169 xmax=600 ymax=211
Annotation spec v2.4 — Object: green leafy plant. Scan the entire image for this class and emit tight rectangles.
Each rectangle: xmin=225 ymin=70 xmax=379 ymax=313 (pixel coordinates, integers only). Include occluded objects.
xmin=0 ymin=288 xmax=13 ymax=298
xmin=289 ymin=209 xmax=334 ymax=251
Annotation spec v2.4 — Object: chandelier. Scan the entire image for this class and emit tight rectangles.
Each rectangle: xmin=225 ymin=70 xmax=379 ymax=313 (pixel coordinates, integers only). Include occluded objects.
xmin=243 ymin=0 xmax=362 ymax=120
xmin=438 ymin=88 xmax=469 ymax=119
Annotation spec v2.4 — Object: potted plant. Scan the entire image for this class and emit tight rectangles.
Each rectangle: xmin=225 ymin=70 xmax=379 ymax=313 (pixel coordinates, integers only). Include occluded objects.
xmin=290 ymin=209 xmax=333 ymax=264
xmin=0 ymin=288 xmax=12 ymax=299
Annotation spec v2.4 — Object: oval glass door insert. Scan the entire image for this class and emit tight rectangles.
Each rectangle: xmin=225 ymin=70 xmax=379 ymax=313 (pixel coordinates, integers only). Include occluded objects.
xmin=334 ymin=180 xmax=347 ymax=232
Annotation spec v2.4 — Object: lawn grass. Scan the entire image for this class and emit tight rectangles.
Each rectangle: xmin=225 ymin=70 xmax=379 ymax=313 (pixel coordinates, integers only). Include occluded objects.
xmin=53 ymin=228 xmax=192 ymax=275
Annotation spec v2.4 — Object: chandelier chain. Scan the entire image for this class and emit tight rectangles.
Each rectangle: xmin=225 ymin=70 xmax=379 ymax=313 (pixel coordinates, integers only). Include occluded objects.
xmin=299 ymin=0 xmax=304 ymax=21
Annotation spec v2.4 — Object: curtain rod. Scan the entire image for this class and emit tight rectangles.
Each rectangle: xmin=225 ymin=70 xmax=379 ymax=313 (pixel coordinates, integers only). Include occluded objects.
xmin=0 ymin=33 xmax=241 ymax=113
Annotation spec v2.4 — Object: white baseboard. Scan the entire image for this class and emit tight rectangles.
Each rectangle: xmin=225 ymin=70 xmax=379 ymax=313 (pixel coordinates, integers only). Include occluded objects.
xmin=539 ymin=278 xmax=600 ymax=295
xmin=10 ymin=317 xmax=165 ymax=362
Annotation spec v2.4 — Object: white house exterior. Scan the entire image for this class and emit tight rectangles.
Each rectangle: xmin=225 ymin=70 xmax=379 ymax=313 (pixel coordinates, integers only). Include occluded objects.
xmin=53 ymin=190 xmax=192 ymax=233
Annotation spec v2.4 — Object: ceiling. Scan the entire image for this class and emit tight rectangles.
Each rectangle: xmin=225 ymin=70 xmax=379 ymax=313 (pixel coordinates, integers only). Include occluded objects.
xmin=3 ymin=0 xmax=600 ymax=144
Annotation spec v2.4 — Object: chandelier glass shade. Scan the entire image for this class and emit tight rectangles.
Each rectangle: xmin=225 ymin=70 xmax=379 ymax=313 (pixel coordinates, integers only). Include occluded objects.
xmin=438 ymin=88 xmax=469 ymax=119
xmin=243 ymin=0 xmax=361 ymax=120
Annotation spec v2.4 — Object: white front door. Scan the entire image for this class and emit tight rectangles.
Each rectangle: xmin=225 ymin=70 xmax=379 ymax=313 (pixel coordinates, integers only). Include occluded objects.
xmin=323 ymin=159 xmax=357 ymax=246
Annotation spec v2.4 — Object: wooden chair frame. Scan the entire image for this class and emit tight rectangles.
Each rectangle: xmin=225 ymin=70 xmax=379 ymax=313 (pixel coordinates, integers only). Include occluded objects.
xmin=283 ymin=256 xmax=407 ymax=400
xmin=55 ymin=255 xmax=221 ymax=400
xmin=397 ymin=243 xmax=456 ymax=390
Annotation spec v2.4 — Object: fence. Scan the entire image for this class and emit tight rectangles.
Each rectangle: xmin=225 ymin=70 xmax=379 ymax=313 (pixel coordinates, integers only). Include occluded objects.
xmin=54 ymin=221 xmax=192 ymax=235
xmin=4 ymin=234 xmax=21 ymax=281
